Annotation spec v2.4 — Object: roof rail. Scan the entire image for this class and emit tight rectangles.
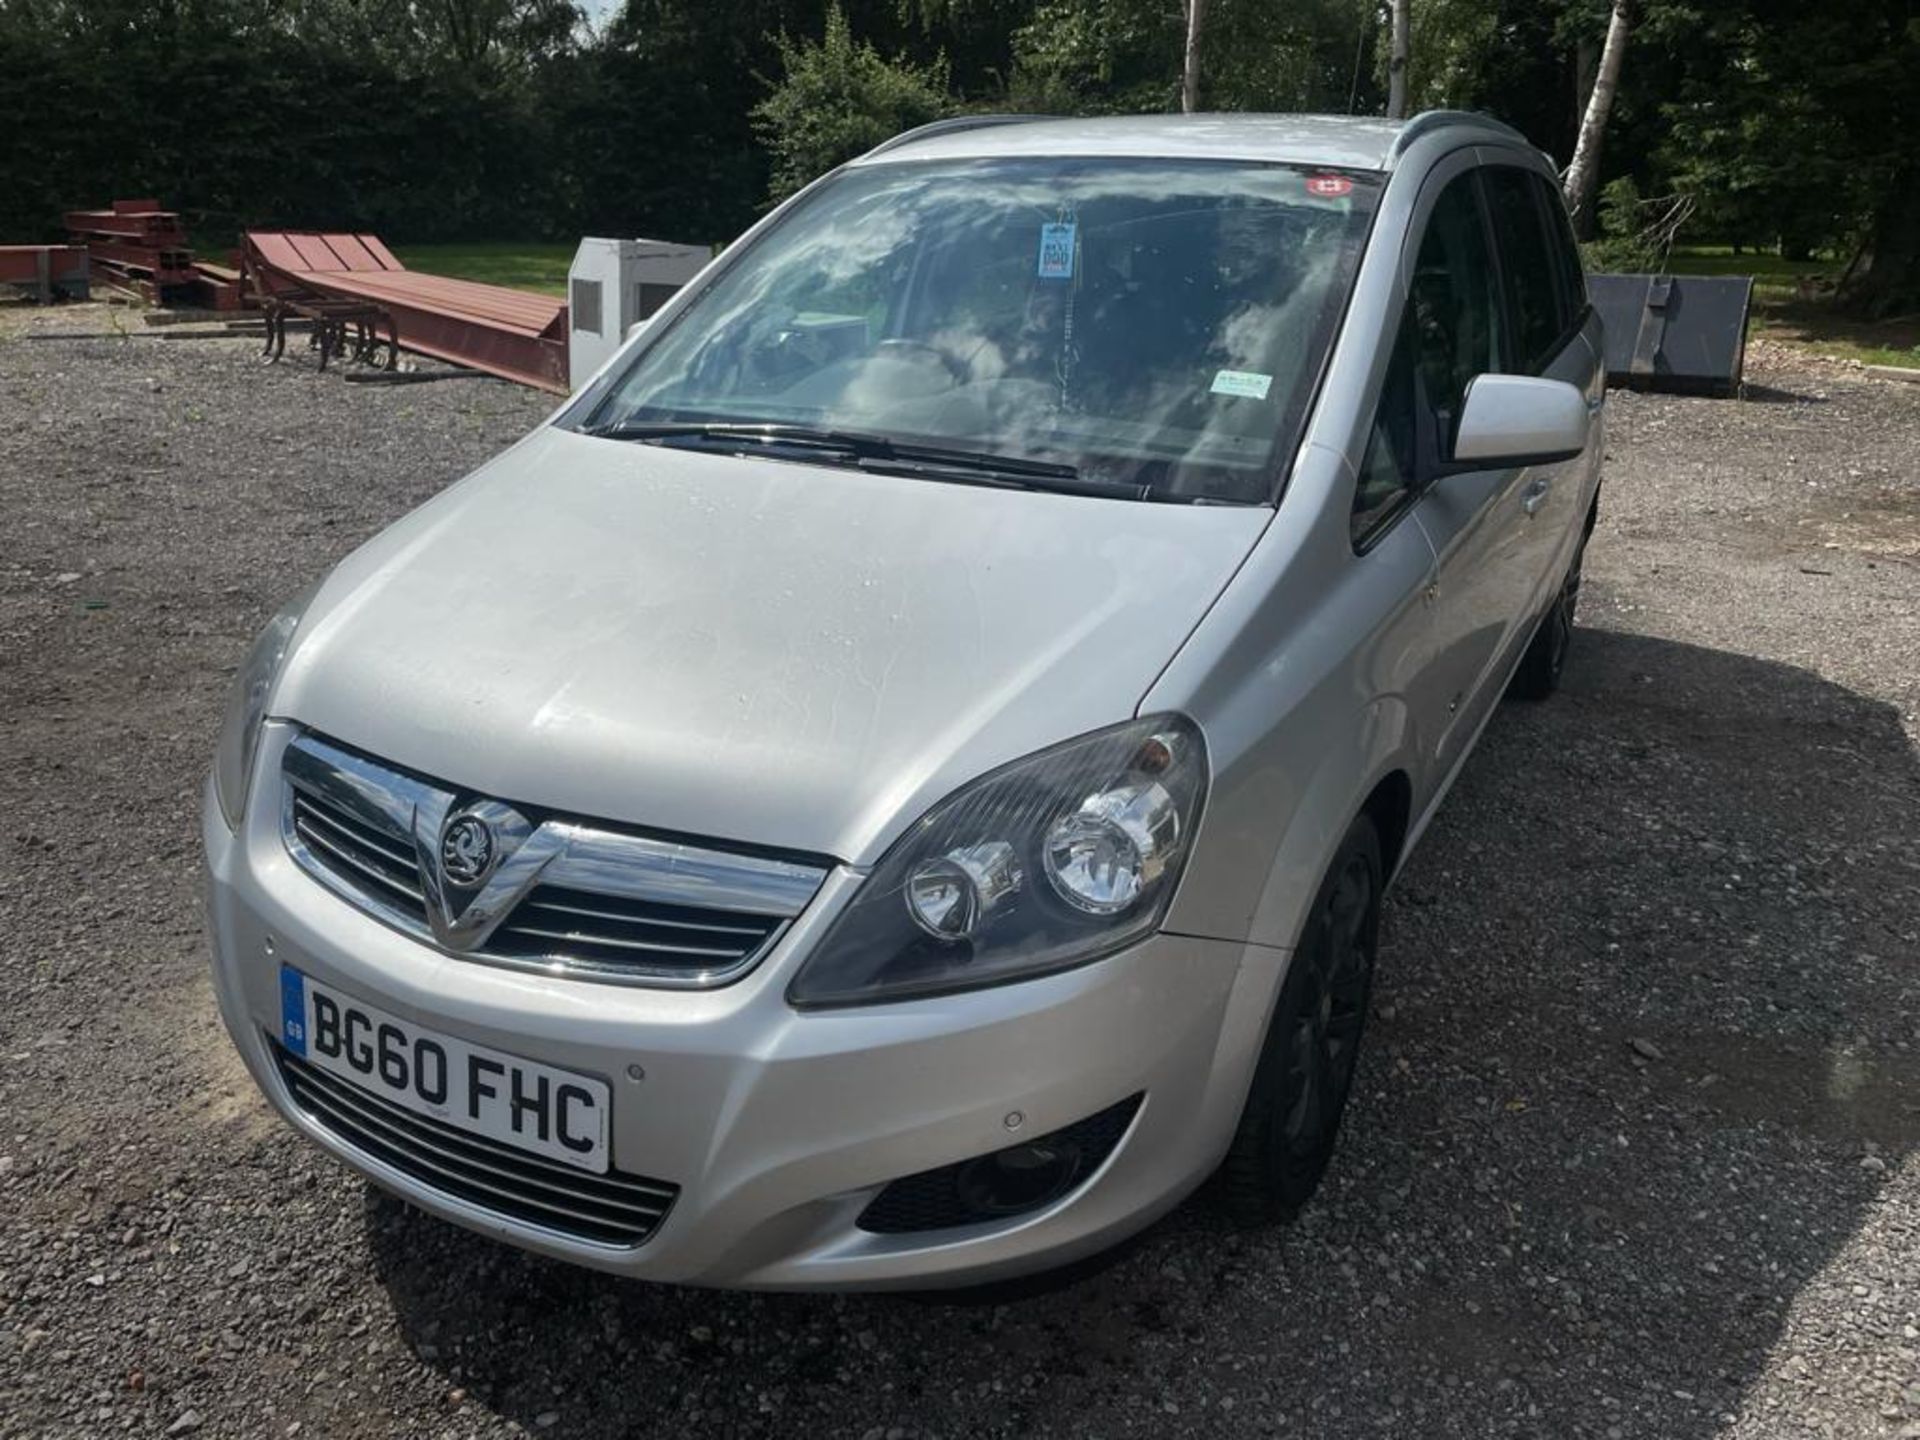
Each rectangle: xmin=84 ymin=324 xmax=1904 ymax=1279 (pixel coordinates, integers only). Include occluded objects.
xmin=864 ymin=114 xmax=1054 ymax=159
xmin=1388 ymin=109 xmax=1528 ymax=158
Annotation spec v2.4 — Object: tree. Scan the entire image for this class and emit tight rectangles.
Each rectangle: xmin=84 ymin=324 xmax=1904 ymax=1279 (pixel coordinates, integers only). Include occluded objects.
xmin=295 ymin=0 xmax=586 ymax=82
xmin=898 ymin=0 xmax=1048 ymax=97
xmin=1007 ymin=0 xmax=1184 ymax=113
xmin=1211 ymin=0 xmax=1383 ymax=110
xmin=1658 ymin=46 xmax=1860 ymax=261
xmin=1010 ymin=0 xmax=1380 ymax=116
xmin=1562 ymin=0 xmax=1631 ymax=233
xmin=1181 ymin=0 xmax=1206 ymax=111
xmin=1385 ymin=0 xmax=1410 ymax=119
xmin=1742 ymin=0 xmax=1920 ymax=315
xmin=2 ymin=0 xmax=1912 ymax=299
xmin=753 ymin=4 xmax=955 ymax=202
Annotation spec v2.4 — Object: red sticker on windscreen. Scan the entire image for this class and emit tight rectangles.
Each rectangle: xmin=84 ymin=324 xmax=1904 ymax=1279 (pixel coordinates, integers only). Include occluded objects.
xmin=1306 ymin=175 xmax=1353 ymax=198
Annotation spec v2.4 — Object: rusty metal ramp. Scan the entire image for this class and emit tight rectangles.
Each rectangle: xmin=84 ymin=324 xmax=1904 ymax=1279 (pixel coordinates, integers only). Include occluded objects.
xmin=243 ymin=232 xmax=570 ymax=393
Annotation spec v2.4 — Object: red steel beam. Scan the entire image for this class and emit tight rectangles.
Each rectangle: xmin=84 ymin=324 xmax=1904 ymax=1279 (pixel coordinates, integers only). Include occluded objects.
xmin=188 ymin=261 xmax=249 ymax=311
xmin=0 ymin=245 xmax=88 ymax=285
xmin=65 ymin=209 xmax=188 ymax=243
xmin=77 ymin=238 xmax=196 ymax=282
xmin=90 ymin=269 xmax=164 ymax=304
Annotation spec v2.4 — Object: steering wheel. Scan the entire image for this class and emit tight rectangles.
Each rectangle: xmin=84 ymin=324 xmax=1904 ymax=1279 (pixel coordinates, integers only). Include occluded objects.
xmin=875 ymin=338 xmax=966 ymax=382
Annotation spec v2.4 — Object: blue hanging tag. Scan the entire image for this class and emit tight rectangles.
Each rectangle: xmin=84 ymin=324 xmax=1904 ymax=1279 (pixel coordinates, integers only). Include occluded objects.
xmin=1037 ymin=222 xmax=1077 ymax=280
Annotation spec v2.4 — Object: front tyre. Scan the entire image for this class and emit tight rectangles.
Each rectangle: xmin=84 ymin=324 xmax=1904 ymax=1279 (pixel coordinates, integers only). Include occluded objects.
xmin=1510 ymin=527 xmax=1589 ymax=700
xmin=1221 ymin=814 xmax=1382 ymax=1224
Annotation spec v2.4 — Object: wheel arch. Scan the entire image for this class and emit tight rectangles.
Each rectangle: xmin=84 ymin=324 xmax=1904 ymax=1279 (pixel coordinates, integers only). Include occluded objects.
xmin=1359 ymin=768 xmax=1414 ymax=884
xmin=1184 ymin=752 xmax=1417 ymax=1191
xmin=1239 ymin=732 xmax=1423 ymax=955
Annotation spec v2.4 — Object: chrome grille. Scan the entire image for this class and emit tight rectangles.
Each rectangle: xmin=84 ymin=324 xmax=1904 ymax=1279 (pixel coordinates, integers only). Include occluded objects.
xmin=279 ymin=731 xmax=828 ymax=987
xmin=487 ymin=883 xmax=782 ymax=976
xmin=274 ymin=1043 xmax=676 ymax=1247
xmin=288 ymin=787 xmax=428 ymax=924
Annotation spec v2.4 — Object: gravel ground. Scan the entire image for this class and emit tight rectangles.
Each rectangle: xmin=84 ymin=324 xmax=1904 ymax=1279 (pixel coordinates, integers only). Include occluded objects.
xmin=1 ymin=308 xmax=1917 ymax=1440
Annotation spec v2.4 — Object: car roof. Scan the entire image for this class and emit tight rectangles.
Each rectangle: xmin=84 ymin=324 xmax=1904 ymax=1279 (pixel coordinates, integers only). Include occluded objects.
xmin=853 ymin=111 xmax=1529 ymax=174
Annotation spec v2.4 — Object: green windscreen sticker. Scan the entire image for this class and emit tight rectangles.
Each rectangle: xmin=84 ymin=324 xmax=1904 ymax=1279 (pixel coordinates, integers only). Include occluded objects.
xmin=1210 ymin=369 xmax=1273 ymax=400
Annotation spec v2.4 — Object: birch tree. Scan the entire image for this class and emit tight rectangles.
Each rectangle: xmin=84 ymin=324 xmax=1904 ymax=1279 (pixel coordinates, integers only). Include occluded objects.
xmin=1181 ymin=0 xmax=1207 ymax=112
xmin=1385 ymin=0 xmax=1411 ymax=119
xmin=1563 ymin=0 xmax=1633 ymax=232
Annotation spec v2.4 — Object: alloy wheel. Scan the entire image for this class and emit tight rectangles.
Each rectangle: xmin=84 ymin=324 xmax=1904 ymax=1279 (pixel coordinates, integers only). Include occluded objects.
xmin=1546 ymin=548 xmax=1584 ymax=679
xmin=1280 ymin=851 xmax=1376 ymax=1175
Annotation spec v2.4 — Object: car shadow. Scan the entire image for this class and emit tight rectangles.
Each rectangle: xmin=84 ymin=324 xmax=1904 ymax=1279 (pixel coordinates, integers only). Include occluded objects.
xmin=364 ymin=622 xmax=1918 ymax=1437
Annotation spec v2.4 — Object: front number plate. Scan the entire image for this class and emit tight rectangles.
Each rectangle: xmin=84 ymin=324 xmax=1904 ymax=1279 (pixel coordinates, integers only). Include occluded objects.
xmin=279 ymin=966 xmax=611 ymax=1174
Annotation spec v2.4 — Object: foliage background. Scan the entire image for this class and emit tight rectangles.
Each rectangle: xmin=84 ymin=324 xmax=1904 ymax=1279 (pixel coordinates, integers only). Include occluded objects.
xmin=0 ymin=0 xmax=1913 ymax=309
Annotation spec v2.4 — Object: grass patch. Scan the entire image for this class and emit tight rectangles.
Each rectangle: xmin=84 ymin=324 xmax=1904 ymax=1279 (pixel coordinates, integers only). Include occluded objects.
xmin=1664 ymin=246 xmax=1920 ymax=373
xmin=1666 ymin=247 xmax=1835 ymax=305
xmin=390 ymin=242 xmax=573 ymax=297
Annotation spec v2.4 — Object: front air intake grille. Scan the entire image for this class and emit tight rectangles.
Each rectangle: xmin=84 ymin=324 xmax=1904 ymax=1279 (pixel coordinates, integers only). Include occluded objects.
xmin=288 ymin=786 xmax=430 ymax=925
xmin=486 ymin=884 xmax=783 ymax=975
xmin=278 ymin=731 xmax=827 ymax=988
xmin=858 ymin=1093 xmax=1144 ymax=1235
xmin=274 ymin=1043 xmax=677 ymax=1247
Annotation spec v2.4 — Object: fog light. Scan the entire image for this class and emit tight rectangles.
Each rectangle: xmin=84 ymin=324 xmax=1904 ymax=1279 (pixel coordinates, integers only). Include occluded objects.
xmin=856 ymin=1093 xmax=1144 ymax=1234
xmin=956 ymin=1140 xmax=1083 ymax=1216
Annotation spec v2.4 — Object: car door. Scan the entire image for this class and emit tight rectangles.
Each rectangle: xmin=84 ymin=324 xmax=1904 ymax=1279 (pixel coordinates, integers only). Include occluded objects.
xmin=1395 ymin=161 xmax=1535 ymax=784
xmin=1478 ymin=162 xmax=1602 ymax=617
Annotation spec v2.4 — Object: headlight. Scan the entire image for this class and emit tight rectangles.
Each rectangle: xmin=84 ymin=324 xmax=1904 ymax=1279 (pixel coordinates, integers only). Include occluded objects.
xmin=789 ymin=716 xmax=1207 ymax=1007
xmin=211 ymin=590 xmax=311 ymax=830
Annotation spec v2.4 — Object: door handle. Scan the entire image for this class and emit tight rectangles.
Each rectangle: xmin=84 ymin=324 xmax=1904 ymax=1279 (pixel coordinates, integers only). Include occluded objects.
xmin=1521 ymin=477 xmax=1552 ymax=516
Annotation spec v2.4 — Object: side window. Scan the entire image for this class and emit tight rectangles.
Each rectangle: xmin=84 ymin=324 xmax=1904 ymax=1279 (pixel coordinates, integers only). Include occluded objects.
xmin=1351 ymin=321 xmax=1416 ymax=542
xmin=1484 ymin=166 xmax=1567 ymax=372
xmin=1408 ymin=174 xmax=1505 ymax=431
xmin=1352 ymin=173 xmax=1504 ymax=544
xmin=1534 ymin=173 xmax=1588 ymax=329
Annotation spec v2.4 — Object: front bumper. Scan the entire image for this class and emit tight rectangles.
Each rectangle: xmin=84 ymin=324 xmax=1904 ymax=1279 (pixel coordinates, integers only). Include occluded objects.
xmin=203 ymin=726 xmax=1286 ymax=1290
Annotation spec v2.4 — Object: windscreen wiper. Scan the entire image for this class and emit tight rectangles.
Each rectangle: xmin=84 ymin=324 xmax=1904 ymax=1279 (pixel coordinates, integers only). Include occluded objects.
xmin=583 ymin=419 xmax=890 ymax=455
xmin=581 ymin=419 xmax=1152 ymax=501
xmin=857 ymin=449 xmax=1150 ymax=501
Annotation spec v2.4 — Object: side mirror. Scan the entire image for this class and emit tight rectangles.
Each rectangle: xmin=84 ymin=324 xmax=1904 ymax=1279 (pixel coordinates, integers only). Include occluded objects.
xmin=1449 ymin=374 xmax=1588 ymax=469
xmin=624 ymin=318 xmax=650 ymax=343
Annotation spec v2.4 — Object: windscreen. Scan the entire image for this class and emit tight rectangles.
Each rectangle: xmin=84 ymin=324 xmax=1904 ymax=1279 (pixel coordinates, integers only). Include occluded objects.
xmin=583 ymin=156 xmax=1381 ymax=504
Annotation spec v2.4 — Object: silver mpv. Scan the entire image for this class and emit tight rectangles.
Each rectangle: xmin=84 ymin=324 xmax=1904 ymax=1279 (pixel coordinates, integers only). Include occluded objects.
xmin=204 ymin=111 xmax=1604 ymax=1289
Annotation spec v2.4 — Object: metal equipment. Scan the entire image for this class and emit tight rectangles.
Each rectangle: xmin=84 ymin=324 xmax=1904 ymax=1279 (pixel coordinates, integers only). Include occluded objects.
xmin=0 ymin=245 xmax=89 ymax=302
xmin=243 ymin=232 xmax=570 ymax=392
xmin=188 ymin=260 xmax=248 ymax=311
xmin=1588 ymin=273 xmax=1754 ymax=397
xmin=565 ymin=237 xmax=710 ymax=387
xmin=66 ymin=200 xmax=198 ymax=302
